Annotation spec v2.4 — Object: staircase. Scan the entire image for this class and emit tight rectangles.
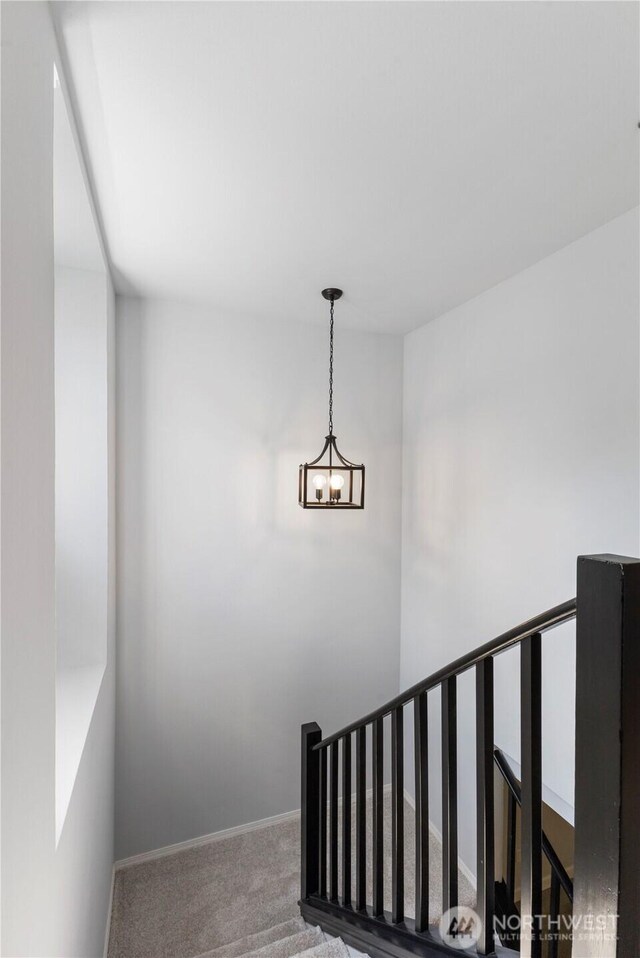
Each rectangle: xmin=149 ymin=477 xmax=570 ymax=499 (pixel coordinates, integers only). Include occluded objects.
xmin=108 ymin=554 xmax=639 ymax=958
xmin=300 ymin=555 xmax=640 ymax=958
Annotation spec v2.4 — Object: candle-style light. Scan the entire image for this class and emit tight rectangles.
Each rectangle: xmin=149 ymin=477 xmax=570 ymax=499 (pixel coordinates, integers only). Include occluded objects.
xmin=298 ymin=289 xmax=365 ymax=509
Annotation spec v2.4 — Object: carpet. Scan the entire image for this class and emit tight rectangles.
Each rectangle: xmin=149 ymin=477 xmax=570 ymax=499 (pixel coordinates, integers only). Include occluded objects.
xmin=108 ymin=793 xmax=475 ymax=958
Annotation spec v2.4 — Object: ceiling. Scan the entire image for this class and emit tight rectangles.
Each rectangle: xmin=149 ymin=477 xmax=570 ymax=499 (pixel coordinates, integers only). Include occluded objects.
xmin=53 ymin=1 xmax=639 ymax=334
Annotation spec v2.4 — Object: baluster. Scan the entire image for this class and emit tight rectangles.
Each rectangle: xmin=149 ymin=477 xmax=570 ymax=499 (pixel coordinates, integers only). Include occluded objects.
xmin=301 ymin=722 xmax=322 ymax=900
xmin=372 ymin=716 xmax=384 ymax=917
xmin=329 ymin=741 xmax=339 ymax=902
xmin=506 ymin=790 xmax=516 ymax=903
xmin=355 ymin=726 xmax=367 ymax=911
xmin=441 ymin=676 xmax=458 ymax=915
xmin=476 ymin=657 xmax=495 ymax=955
xmin=414 ymin=692 xmax=429 ymax=932
xmin=521 ymin=633 xmax=542 ymax=958
xmin=319 ymin=746 xmax=327 ymax=897
xmin=342 ymin=734 xmax=352 ymax=906
xmin=548 ymin=871 xmax=561 ymax=958
xmin=391 ymin=706 xmax=404 ymax=923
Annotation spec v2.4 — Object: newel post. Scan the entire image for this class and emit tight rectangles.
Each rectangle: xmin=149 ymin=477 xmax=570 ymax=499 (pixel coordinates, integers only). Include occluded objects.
xmin=573 ymin=555 xmax=640 ymax=957
xmin=301 ymin=721 xmax=322 ymax=901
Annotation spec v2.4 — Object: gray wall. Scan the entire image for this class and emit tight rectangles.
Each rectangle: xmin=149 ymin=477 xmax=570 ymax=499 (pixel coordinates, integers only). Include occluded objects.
xmin=115 ymin=296 xmax=403 ymax=859
xmin=0 ymin=4 xmax=116 ymax=954
xmin=400 ymin=208 xmax=640 ymax=875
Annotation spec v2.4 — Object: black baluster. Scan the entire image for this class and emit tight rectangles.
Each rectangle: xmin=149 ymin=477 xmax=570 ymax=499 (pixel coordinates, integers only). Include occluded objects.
xmin=391 ymin=706 xmax=404 ymax=923
xmin=549 ymin=871 xmax=561 ymax=958
xmin=355 ymin=726 xmax=367 ymax=912
xmin=414 ymin=692 xmax=429 ymax=932
xmin=330 ymin=741 xmax=339 ymax=902
xmin=319 ymin=746 xmax=327 ymax=898
xmin=342 ymin=734 xmax=352 ymax=906
xmin=521 ymin=633 xmax=542 ymax=958
xmin=442 ymin=676 xmax=458 ymax=915
xmin=506 ymin=790 xmax=516 ymax=904
xmin=476 ymin=657 xmax=495 ymax=955
xmin=372 ymin=716 xmax=384 ymax=917
xmin=301 ymin=722 xmax=322 ymax=901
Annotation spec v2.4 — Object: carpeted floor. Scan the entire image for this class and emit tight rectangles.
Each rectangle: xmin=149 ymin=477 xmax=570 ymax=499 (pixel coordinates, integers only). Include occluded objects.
xmin=108 ymin=793 xmax=475 ymax=958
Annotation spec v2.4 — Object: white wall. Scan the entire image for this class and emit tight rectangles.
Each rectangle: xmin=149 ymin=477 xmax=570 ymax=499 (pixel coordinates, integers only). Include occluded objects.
xmin=54 ymin=265 xmax=110 ymax=843
xmin=0 ymin=4 xmax=116 ymax=955
xmin=55 ymin=266 xmax=108 ymax=671
xmin=116 ymin=296 xmax=403 ymax=859
xmin=400 ymin=208 xmax=639 ymax=875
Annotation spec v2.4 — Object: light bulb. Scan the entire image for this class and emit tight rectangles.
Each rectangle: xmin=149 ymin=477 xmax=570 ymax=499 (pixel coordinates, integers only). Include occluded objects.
xmin=329 ymin=474 xmax=345 ymax=502
xmin=312 ymin=473 xmax=327 ymax=502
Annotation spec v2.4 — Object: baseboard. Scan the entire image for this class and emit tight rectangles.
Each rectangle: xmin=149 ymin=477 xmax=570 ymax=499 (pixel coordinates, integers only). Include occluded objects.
xmin=103 ymin=865 xmax=115 ymax=958
xmin=115 ymin=784 xmax=394 ymax=871
xmin=113 ymin=783 xmax=472 ymax=884
xmin=403 ymin=789 xmax=477 ymax=890
xmin=114 ymin=807 xmax=301 ymax=870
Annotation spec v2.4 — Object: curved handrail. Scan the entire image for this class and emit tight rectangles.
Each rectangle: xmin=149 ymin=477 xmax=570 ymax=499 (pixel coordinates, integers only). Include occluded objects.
xmin=494 ymin=747 xmax=574 ymax=901
xmin=314 ymin=598 xmax=576 ymax=750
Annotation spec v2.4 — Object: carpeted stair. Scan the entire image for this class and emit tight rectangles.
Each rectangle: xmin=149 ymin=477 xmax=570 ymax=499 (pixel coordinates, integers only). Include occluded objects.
xmin=107 ymin=795 xmax=475 ymax=958
xmin=195 ymin=920 xmax=350 ymax=958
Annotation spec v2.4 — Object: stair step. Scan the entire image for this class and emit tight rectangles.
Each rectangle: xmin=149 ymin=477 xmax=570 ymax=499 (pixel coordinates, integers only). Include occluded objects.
xmin=197 ymin=926 xmax=324 ymax=958
xmin=243 ymin=927 xmax=324 ymax=958
xmin=203 ymin=919 xmax=307 ymax=958
xmin=293 ymin=939 xmax=350 ymax=958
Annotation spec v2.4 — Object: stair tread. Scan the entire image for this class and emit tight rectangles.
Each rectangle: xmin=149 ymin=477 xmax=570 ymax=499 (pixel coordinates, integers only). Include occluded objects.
xmin=242 ymin=927 xmax=324 ymax=958
xmin=202 ymin=919 xmax=308 ymax=958
xmin=196 ymin=926 xmax=324 ymax=958
xmin=293 ymin=939 xmax=349 ymax=958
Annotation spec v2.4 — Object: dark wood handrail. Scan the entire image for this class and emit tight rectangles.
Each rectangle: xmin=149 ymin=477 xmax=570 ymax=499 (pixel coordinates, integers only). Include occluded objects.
xmin=314 ymin=598 xmax=577 ymax=751
xmin=494 ymin=747 xmax=574 ymax=901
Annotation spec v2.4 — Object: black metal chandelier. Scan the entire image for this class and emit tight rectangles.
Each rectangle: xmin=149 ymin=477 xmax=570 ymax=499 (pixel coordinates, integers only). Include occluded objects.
xmin=298 ymin=289 xmax=365 ymax=509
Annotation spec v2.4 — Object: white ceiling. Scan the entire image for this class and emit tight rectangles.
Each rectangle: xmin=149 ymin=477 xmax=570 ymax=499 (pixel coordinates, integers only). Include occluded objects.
xmin=53 ymin=1 xmax=639 ymax=334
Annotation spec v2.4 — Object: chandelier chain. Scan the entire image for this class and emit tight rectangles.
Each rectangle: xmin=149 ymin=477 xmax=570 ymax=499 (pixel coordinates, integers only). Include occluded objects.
xmin=329 ymin=296 xmax=334 ymax=434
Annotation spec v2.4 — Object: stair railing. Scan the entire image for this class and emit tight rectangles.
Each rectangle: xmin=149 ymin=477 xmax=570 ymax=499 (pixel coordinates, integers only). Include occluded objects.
xmin=300 ymin=554 xmax=640 ymax=958
xmin=493 ymin=747 xmax=573 ymax=957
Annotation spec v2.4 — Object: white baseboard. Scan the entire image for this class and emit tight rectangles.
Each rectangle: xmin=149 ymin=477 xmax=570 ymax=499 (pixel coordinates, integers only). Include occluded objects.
xmin=403 ymin=789 xmax=477 ymax=890
xmin=114 ymin=783 xmax=475 ymax=893
xmin=114 ymin=784 xmax=395 ymax=873
xmin=114 ymin=807 xmax=301 ymax=871
xmin=103 ymin=865 xmax=115 ymax=958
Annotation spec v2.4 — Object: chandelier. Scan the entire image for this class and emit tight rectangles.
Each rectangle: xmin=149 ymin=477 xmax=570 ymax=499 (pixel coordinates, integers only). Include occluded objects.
xmin=298 ymin=289 xmax=365 ymax=509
